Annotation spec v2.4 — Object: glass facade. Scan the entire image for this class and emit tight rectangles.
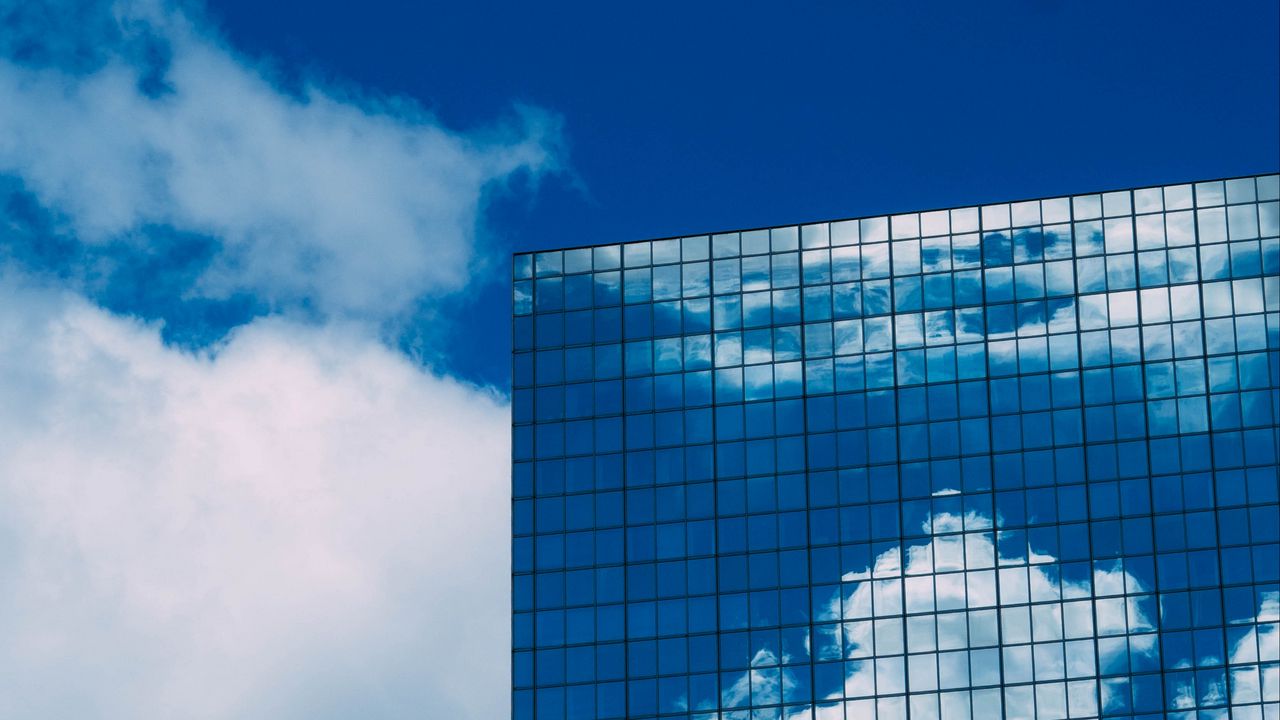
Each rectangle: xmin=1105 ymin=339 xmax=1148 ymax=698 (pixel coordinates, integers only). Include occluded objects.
xmin=511 ymin=174 xmax=1280 ymax=720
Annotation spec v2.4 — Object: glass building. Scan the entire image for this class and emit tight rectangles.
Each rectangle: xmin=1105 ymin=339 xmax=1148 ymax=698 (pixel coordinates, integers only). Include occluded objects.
xmin=511 ymin=174 xmax=1280 ymax=720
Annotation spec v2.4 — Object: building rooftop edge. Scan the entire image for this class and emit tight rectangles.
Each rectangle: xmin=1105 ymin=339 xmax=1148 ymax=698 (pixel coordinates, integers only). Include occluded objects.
xmin=510 ymin=169 xmax=1280 ymax=258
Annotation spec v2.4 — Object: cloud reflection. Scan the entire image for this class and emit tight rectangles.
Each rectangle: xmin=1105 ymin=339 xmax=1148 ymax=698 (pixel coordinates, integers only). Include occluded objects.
xmin=704 ymin=508 xmax=1275 ymax=719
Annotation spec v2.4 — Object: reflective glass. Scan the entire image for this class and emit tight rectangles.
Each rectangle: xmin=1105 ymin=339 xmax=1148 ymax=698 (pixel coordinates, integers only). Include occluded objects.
xmin=513 ymin=174 xmax=1280 ymax=720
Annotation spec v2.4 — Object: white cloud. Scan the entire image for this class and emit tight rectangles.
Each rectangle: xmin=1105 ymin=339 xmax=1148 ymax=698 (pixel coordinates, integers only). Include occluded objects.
xmin=0 ymin=0 xmax=559 ymax=319
xmin=819 ymin=525 xmax=1149 ymax=718
xmin=0 ymin=4 xmax=553 ymax=713
xmin=0 ymin=276 xmax=510 ymax=719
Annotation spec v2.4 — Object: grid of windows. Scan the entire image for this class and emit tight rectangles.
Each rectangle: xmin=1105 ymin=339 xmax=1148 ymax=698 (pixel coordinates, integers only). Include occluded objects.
xmin=512 ymin=175 xmax=1280 ymax=720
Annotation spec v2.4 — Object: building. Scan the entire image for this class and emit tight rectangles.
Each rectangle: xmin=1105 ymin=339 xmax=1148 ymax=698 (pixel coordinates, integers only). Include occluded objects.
xmin=511 ymin=174 xmax=1280 ymax=720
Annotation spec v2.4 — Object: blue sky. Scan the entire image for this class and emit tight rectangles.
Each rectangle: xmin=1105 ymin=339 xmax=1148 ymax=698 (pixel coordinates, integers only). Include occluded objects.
xmin=0 ymin=1 xmax=1275 ymax=718
xmin=208 ymin=0 xmax=1280 ymax=385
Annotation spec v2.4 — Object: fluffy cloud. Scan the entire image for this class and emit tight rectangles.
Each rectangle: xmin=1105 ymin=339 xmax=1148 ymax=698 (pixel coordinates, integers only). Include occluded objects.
xmin=0 ymin=2 xmax=546 ymax=716
xmin=0 ymin=0 xmax=559 ymax=320
xmin=0 ymin=276 xmax=510 ymax=719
